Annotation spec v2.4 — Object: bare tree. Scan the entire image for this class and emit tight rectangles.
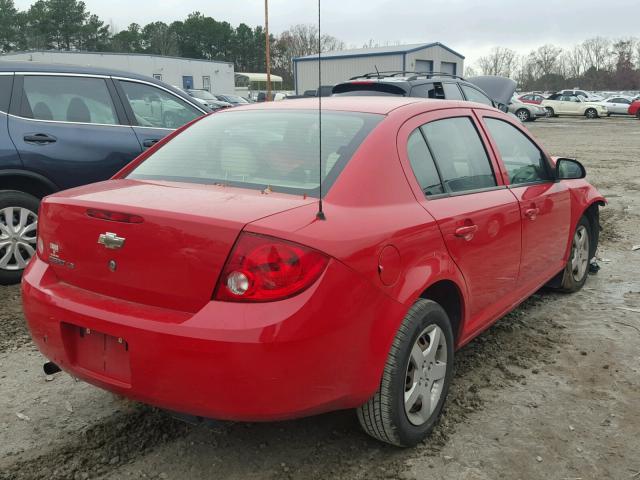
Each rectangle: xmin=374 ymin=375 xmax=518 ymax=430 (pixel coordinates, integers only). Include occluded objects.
xmin=581 ymin=37 xmax=612 ymax=71
xmin=531 ymin=44 xmax=563 ymax=77
xmin=477 ymin=46 xmax=519 ymax=77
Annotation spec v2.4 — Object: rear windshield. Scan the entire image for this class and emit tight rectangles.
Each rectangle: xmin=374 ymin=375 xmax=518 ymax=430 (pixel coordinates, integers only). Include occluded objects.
xmin=128 ymin=110 xmax=382 ymax=196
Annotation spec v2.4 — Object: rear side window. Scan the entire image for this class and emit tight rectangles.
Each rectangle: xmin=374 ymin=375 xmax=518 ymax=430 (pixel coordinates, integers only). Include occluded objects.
xmin=421 ymin=117 xmax=496 ymax=193
xmin=0 ymin=75 xmax=13 ymax=112
xmin=460 ymin=85 xmax=493 ymax=106
xmin=407 ymin=129 xmax=444 ymax=196
xmin=442 ymin=83 xmax=463 ymax=100
xmin=119 ymin=81 xmax=201 ymax=129
xmin=20 ymin=76 xmax=119 ymax=124
xmin=128 ymin=110 xmax=382 ymax=197
xmin=410 ymin=82 xmax=444 ymax=99
xmin=484 ymin=118 xmax=550 ymax=185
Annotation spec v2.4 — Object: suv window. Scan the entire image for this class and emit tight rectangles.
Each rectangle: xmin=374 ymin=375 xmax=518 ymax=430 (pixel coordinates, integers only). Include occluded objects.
xmin=460 ymin=85 xmax=493 ymax=106
xmin=20 ymin=76 xmax=119 ymax=124
xmin=443 ymin=83 xmax=463 ymax=100
xmin=119 ymin=81 xmax=201 ymax=129
xmin=407 ymin=129 xmax=444 ymax=196
xmin=0 ymin=75 xmax=13 ymax=112
xmin=484 ymin=118 xmax=549 ymax=185
xmin=410 ymin=82 xmax=444 ymax=99
xmin=421 ymin=117 xmax=496 ymax=193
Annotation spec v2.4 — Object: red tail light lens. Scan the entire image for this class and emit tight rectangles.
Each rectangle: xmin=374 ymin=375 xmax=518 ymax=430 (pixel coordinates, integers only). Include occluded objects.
xmin=214 ymin=233 xmax=329 ymax=302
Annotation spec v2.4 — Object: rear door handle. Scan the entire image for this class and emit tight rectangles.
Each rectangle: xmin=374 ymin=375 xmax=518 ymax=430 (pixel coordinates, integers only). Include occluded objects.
xmin=454 ymin=225 xmax=478 ymax=241
xmin=24 ymin=133 xmax=57 ymax=144
xmin=143 ymin=139 xmax=160 ymax=148
xmin=524 ymin=207 xmax=540 ymax=220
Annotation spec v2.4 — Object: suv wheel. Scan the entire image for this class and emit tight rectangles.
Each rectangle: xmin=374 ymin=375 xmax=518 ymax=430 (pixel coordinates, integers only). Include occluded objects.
xmin=0 ymin=191 xmax=40 ymax=285
xmin=585 ymin=108 xmax=598 ymax=119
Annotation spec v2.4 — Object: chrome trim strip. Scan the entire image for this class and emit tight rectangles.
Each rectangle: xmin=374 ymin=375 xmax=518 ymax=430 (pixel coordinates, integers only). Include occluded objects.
xmin=6 ymin=112 xmax=133 ymax=128
xmin=15 ymin=71 xmax=110 ymax=79
xmin=0 ymin=72 xmax=14 ymax=75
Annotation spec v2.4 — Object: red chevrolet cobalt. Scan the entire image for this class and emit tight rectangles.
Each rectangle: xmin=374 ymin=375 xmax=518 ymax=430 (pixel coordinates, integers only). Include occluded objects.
xmin=22 ymin=97 xmax=604 ymax=447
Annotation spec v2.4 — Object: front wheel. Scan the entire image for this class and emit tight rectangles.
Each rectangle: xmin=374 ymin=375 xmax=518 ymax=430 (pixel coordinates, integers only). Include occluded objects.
xmin=357 ymin=299 xmax=454 ymax=447
xmin=558 ymin=216 xmax=592 ymax=292
xmin=585 ymin=108 xmax=598 ymax=119
xmin=0 ymin=190 xmax=40 ymax=285
xmin=545 ymin=107 xmax=555 ymax=117
xmin=515 ymin=108 xmax=531 ymax=122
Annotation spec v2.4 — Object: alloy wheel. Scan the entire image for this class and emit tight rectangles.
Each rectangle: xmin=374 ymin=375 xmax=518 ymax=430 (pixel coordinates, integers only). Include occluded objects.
xmin=0 ymin=207 xmax=38 ymax=271
xmin=516 ymin=109 xmax=530 ymax=122
xmin=404 ymin=324 xmax=448 ymax=426
xmin=571 ymin=225 xmax=589 ymax=282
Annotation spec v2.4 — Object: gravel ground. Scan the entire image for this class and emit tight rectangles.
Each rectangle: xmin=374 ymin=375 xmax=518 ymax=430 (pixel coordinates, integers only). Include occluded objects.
xmin=1 ymin=115 xmax=639 ymax=480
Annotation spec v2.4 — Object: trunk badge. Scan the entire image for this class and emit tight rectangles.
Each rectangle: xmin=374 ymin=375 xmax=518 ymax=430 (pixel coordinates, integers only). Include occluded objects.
xmin=98 ymin=232 xmax=126 ymax=250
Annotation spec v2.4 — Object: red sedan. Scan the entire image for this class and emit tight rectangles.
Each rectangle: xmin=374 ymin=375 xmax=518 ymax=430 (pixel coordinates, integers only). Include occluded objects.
xmin=628 ymin=100 xmax=640 ymax=118
xmin=22 ymin=97 xmax=604 ymax=447
xmin=518 ymin=93 xmax=545 ymax=105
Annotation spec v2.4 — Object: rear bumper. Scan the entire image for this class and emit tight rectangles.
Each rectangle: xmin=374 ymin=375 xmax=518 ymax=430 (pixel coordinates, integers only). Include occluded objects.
xmin=22 ymin=256 xmax=405 ymax=421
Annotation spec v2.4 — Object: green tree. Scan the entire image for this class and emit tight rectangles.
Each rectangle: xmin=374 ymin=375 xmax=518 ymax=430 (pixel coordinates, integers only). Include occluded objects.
xmin=142 ymin=22 xmax=178 ymax=56
xmin=0 ymin=0 xmax=20 ymax=53
xmin=110 ymin=23 xmax=143 ymax=53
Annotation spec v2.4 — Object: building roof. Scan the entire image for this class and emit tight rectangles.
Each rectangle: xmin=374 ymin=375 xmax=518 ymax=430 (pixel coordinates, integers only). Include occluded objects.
xmin=0 ymin=50 xmax=234 ymax=66
xmin=294 ymin=42 xmax=465 ymax=62
xmin=235 ymin=72 xmax=283 ymax=83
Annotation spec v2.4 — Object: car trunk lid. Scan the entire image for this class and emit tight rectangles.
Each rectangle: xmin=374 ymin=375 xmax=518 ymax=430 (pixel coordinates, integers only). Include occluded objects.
xmin=38 ymin=179 xmax=314 ymax=312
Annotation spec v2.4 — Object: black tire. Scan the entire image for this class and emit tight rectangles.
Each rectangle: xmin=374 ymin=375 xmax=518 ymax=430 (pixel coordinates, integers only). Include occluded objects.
xmin=585 ymin=108 xmax=598 ymax=119
xmin=545 ymin=107 xmax=555 ymax=117
xmin=636 ymin=111 xmax=640 ymax=120
xmin=515 ymin=108 xmax=531 ymax=122
xmin=357 ymin=299 xmax=454 ymax=447
xmin=0 ymin=190 xmax=40 ymax=285
xmin=558 ymin=216 xmax=592 ymax=293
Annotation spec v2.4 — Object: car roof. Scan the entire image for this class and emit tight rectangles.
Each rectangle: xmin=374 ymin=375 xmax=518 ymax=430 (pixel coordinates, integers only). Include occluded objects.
xmin=223 ymin=96 xmax=490 ymax=115
xmin=0 ymin=60 xmax=159 ymax=82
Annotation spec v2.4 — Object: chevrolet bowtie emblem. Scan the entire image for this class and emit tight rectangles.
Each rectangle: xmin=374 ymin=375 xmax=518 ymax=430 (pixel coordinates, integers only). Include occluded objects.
xmin=98 ymin=232 xmax=126 ymax=250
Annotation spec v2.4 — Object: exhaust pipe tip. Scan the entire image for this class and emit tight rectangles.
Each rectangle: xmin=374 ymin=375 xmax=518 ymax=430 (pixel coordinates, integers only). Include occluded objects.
xmin=43 ymin=361 xmax=61 ymax=376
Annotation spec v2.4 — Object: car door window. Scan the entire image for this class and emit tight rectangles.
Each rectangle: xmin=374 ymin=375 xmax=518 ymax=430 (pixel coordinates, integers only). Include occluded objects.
xmin=119 ymin=81 xmax=200 ymax=129
xmin=421 ymin=117 xmax=496 ymax=193
xmin=484 ymin=118 xmax=550 ymax=185
xmin=410 ymin=82 xmax=444 ymax=99
xmin=0 ymin=75 xmax=13 ymax=111
xmin=460 ymin=85 xmax=493 ymax=106
xmin=442 ymin=83 xmax=463 ymax=100
xmin=406 ymin=129 xmax=444 ymax=196
xmin=20 ymin=76 xmax=118 ymax=125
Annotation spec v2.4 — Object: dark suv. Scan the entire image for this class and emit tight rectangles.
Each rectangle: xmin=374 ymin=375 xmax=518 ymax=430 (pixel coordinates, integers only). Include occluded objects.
xmin=0 ymin=62 xmax=208 ymax=284
xmin=332 ymin=72 xmax=515 ymax=110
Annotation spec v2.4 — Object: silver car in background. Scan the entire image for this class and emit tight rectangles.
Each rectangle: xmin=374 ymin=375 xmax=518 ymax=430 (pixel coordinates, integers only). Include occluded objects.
xmin=508 ymin=95 xmax=548 ymax=122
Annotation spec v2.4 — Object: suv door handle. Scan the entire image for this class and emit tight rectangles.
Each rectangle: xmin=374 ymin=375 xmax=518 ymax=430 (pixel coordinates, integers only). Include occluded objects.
xmin=24 ymin=133 xmax=57 ymax=144
xmin=454 ymin=225 xmax=478 ymax=241
xmin=143 ymin=139 xmax=160 ymax=148
xmin=524 ymin=207 xmax=540 ymax=220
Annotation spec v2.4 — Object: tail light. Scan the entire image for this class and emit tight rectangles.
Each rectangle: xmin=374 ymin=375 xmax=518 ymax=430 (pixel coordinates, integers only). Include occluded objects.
xmin=214 ymin=233 xmax=329 ymax=302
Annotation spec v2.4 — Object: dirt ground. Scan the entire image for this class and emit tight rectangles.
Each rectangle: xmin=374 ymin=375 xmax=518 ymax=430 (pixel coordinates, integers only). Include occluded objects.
xmin=1 ymin=115 xmax=639 ymax=480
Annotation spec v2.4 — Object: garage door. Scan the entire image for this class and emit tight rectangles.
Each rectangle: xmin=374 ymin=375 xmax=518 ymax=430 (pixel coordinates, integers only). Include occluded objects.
xmin=441 ymin=62 xmax=457 ymax=75
xmin=415 ymin=60 xmax=433 ymax=73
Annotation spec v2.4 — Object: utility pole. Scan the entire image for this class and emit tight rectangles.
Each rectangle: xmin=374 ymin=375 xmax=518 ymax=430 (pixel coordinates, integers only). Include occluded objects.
xmin=265 ymin=0 xmax=272 ymax=101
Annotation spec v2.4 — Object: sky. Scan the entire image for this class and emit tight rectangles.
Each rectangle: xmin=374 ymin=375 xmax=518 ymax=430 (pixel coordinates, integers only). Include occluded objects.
xmin=13 ymin=0 xmax=640 ymax=67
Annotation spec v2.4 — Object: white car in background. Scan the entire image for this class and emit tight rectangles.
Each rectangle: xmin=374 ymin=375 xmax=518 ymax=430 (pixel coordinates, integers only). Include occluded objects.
xmin=560 ymin=89 xmax=604 ymax=101
xmin=590 ymin=96 xmax=634 ymax=115
xmin=542 ymin=93 xmax=608 ymax=119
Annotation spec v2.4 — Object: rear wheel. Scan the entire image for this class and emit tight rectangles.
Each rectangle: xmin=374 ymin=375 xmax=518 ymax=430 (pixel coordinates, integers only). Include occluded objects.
xmin=585 ymin=108 xmax=598 ymax=119
xmin=0 ymin=191 xmax=40 ymax=285
xmin=545 ymin=107 xmax=555 ymax=117
xmin=558 ymin=216 xmax=592 ymax=292
xmin=515 ymin=108 xmax=531 ymax=122
xmin=357 ymin=299 xmax=454 ymax=447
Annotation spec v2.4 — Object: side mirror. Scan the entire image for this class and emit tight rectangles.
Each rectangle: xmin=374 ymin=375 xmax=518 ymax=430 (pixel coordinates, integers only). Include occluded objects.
xmin=497 ymin=103 xmax=509 ymax=113
xmin=556 ymin=158 xmax=586 ymax=180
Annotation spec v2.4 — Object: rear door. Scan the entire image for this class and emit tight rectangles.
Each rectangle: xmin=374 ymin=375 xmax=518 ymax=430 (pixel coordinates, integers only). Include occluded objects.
xmin=7 ymin=74 xmax=142 ymax=190
xmin=398 ymin=108 xmax=522 ymax=335
xmin=478 ymin=111 xmax=571 ymax=288
xmin=114 ymin=78 xmax=204 ymax=151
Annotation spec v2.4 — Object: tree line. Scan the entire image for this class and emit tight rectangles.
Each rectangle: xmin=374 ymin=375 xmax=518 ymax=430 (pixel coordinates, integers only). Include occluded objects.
xmin=0 ymin=0 xmax=344 ymax=89
xmin=470 ymin=38 xmax=640 ymax=91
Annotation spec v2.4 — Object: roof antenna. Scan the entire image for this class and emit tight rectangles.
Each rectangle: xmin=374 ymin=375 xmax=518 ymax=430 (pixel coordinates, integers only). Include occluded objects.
xmin=316 ymin=0 xmax=326 ymax=220
xmin=375 ymin=65 xmax=380 ymax=78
